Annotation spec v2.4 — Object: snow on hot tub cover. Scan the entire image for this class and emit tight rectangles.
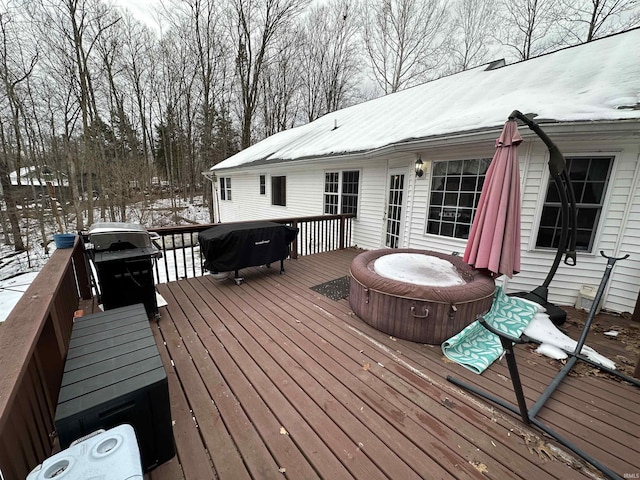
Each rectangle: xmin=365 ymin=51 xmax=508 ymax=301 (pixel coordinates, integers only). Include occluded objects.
xmin=373 ymin=253 xmax=465 ymax=287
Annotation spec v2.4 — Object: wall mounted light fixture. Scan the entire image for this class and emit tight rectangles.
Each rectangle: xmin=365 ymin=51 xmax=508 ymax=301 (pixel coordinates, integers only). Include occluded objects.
xmin=415 ymin=155 xmax=424 ymax=177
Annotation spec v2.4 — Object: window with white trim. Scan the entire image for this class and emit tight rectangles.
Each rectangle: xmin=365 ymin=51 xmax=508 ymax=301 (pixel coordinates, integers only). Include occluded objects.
xmin=536 ymin=156 xmax=613 ymax=252
xmin=220 ymin=177 xmax=231 ymax=201
xmin=426 ymin=158 xmax=491 ymax=239
xmin=259 ymin=175 xmax=266 ymax=195
xmin=324 ymin=170 xmax=360 ymax=216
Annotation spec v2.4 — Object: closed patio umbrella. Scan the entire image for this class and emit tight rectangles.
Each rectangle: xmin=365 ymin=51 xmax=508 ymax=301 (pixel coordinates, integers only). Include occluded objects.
xmin=463 ymin=119 xmax=522 ymax=278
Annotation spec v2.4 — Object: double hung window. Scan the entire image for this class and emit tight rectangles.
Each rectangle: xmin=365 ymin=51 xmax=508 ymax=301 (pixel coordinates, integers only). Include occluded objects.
xmin=324 ymin=170 xmax=360 ymax=215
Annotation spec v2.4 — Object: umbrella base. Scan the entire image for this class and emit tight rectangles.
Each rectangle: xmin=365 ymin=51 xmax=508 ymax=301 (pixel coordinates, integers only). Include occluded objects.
xmin=510 ymin=290 xmax=567 ymax=326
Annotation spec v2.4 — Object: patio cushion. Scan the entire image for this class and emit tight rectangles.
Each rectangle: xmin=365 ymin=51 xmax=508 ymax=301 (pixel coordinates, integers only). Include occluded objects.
xmin=441 ymin=286 xmax=539 ymax=374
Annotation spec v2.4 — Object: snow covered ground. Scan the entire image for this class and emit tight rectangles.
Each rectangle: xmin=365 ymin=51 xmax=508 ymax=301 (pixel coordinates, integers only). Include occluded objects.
xmin=0 ymin=195 xmax=211 ymax=322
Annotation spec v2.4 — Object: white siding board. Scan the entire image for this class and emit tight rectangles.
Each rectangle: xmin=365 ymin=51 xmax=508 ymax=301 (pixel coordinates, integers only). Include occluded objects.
xmin=355 ymin=159 xmax=388 ymax=249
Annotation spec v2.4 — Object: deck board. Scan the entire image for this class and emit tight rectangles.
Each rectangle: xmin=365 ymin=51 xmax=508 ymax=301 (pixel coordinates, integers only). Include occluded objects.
xmin=150 ymin=248 xmax=640 ymax=480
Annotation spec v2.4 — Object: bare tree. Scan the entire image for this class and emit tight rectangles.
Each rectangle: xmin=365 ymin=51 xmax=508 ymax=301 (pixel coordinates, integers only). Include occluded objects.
xmin=320 ymin=1 xmax=362 ymax=113
xmin=558 ymin=0 xmax=640 ymax=43
xmin=448 ymin=0 xmax=497 ymax=72
xmin=362 ymin=0 xmax=449 ymax=94
xmin=0 ymin=7 xmax=37 ymax=250
xmin=228 ymin=0 xmax=310 ymax=149
xmin=497 ymin=0 xmax=562 ymax=60
xmin=260 ymin=31 xmax=302 ymax=136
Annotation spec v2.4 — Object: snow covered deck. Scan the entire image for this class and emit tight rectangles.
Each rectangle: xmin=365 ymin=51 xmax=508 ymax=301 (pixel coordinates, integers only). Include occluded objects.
xmin=128 ymin=248 xmax=639 ymax=480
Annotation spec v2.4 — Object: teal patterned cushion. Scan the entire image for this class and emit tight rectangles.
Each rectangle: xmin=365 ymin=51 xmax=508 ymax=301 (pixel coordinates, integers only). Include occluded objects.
xmin=442 ymin=286 xmax=539 ymax=374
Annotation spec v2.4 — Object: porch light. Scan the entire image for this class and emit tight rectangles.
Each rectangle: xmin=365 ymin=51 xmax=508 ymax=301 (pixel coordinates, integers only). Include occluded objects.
xmin=415 ymin=156 xmax=424 ymax=178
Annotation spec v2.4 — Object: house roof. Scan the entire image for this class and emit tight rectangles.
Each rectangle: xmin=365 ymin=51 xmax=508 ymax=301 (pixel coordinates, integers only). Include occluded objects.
xmin=10 ymin=166 xmax=68 ymax=187
xmin=212 ymin=28 xmax=640 ymax=172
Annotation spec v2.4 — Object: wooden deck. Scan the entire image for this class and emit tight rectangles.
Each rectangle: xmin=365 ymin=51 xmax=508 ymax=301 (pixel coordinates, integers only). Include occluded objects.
xmin=143 ymin=248 xmax=640 ymax=480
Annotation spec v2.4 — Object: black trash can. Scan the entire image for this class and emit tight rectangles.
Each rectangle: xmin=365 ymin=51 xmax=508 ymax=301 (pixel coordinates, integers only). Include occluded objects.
xmin=88 ymin=223 xmax=161 ymax=319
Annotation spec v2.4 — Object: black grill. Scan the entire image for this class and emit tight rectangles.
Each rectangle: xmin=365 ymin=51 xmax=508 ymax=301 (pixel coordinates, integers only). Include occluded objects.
xmin=86 ymin=222 xmax=161 ymax=319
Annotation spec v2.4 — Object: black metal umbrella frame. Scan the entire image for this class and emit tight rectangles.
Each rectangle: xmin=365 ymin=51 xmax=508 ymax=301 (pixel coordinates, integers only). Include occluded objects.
xmin=447 ymin=112 xmax=638 ymax=480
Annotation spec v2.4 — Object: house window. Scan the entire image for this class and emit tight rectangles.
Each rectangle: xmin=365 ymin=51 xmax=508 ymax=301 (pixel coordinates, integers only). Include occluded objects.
xmin=259 ymin=175 xmax=266 ymax=195
xmin=220 ymin=177 xmax=231 ymax=201
xmin=324 ymin=172 xmax=339 ymax=214
xmin=536 ymin=156 xmax=613 ymax=252
xmin=426 ymin=158 xmax=491 ymax=239
xmin=324 ymin=170 xmax=360 ymax=216
xmin=272 ymin=176 xmax=286 ymax=206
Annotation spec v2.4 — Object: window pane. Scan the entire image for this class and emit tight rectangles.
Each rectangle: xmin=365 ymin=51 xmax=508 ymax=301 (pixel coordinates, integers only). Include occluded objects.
xmin=546 ymin=182 xmax=561 ymax=203
xmin=447 ymin=160 xmax=462 ymax=174
xmin=431 ymin=192 xmax=443 ymax=205
xmin=463 ymin=159 xmax=479 ymax=175
xmin=536 ymin=227 xmax=555 ymax=248
xmin=431 ymin=176 xmax=445 ymax=191
xmin=445 ymin=177 xmax=461 ymax=190
xmin=440 ymin=222 xmax=454 ymax=237
xmin=568 ymin=158 xmax=589 ymax=180
xmin=260 ymin=175 xmax=266 ymax=195
xmin=583 ymin=182 xmax=605 ymax=204
xmin=589 ymin=159 xmax=610 ymax=180
xmin=433 ymin=162 xmax=447 ymax=176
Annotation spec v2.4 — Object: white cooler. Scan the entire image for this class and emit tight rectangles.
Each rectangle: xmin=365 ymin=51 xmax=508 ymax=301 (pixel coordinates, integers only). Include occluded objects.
xmin=27 ymin=424 xmax=142 ymax=480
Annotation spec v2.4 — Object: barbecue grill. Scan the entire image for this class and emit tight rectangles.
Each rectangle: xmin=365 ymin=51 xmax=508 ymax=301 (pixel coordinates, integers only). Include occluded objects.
xmin=86 ymin=222 xmax=161 ymax=319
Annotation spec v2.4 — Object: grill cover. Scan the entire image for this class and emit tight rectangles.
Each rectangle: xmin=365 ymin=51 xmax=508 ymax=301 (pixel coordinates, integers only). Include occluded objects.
xmin=198 ymin=221 xmax=298 ymax=272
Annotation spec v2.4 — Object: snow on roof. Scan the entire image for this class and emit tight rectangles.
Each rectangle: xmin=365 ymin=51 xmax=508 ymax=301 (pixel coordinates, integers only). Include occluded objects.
xmin=10 ymin=166 xmax=68 ymax=187
xmin=212 ymin=29 xmax=640 ymax=171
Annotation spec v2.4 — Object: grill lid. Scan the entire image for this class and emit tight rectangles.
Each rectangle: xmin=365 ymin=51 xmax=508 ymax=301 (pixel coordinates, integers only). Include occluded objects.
xmin=88 ymin=222 xmax=153 ymax=251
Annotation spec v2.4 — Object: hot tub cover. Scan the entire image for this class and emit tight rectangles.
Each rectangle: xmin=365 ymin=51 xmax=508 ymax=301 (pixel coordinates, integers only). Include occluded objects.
xmin=198 ymin=221 xmax=298 ymax=272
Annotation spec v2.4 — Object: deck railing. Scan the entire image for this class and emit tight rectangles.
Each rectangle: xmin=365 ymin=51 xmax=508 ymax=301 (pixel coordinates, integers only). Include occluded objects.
xmin=0 ymin=214 xmax=354 ymax=479
xmin=149 ymin=213 xmax=355 ymax=283
xmin=0 ymin=239 xmax=91 ymax=480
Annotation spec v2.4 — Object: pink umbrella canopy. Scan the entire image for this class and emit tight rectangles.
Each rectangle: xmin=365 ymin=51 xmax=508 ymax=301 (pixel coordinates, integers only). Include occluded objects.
xmin=463 ymin=119 xmax=522 ymax=278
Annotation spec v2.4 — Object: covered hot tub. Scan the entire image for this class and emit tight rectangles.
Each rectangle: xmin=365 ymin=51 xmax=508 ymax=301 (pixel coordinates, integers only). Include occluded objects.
xmin=349 ymin=249 xmax=495 ymax=344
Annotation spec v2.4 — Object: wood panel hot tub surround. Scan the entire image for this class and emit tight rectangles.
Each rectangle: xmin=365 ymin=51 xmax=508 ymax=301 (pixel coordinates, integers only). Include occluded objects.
xmin=349 ymin=249 xmax=495 ymax=344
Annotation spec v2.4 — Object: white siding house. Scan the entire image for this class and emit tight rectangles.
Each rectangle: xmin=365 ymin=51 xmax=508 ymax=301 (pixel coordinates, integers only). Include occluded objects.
xmin=207 ymin=29 xmax=640 ymax=315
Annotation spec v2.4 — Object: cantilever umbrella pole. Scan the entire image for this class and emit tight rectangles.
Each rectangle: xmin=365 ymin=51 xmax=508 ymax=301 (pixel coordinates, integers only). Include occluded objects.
xmin=507 ymin=110 xmax=577 ymax=292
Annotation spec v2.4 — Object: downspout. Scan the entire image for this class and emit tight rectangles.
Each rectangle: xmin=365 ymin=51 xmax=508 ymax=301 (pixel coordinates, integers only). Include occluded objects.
xmin=202 ymin=171 xmax=217 ymax=223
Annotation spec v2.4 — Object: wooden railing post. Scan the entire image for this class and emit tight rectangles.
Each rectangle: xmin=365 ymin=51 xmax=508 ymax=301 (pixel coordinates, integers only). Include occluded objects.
xmin=291 ymin=220 xmax=298 ymax=259
xmin=339 ymin=215 xmax=346 ymax=250
xmin=72 ymin=237 xmax=92 ymax=300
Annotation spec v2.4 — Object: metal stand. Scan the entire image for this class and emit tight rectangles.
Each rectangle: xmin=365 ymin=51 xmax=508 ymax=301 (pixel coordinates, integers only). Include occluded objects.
xmin=448 ymin=252 xmax=637 ymax=480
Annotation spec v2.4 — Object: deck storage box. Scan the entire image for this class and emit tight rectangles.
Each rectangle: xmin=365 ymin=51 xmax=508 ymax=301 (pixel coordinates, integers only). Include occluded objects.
xmin=55 ymin=304 xmax=175 ymax=472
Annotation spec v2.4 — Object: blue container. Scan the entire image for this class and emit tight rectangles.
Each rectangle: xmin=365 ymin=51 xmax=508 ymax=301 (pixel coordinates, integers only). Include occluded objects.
xmin=54 ymin=233 xmax=76 ymax=249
